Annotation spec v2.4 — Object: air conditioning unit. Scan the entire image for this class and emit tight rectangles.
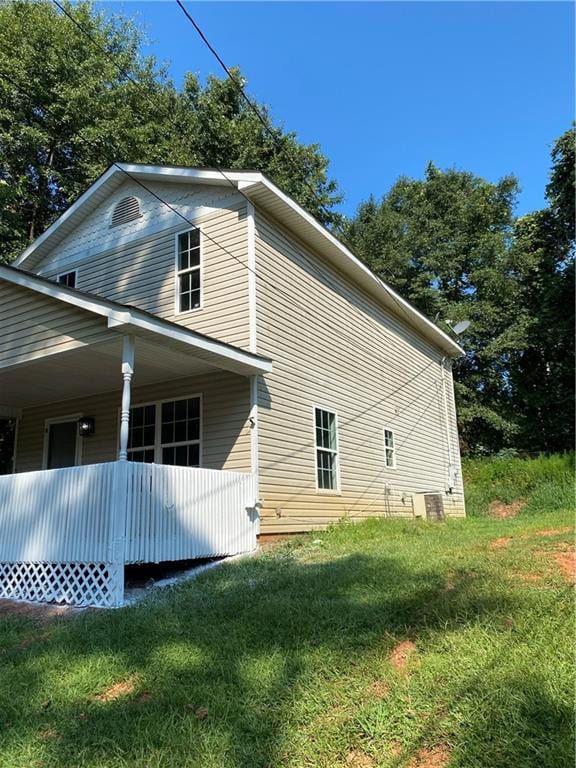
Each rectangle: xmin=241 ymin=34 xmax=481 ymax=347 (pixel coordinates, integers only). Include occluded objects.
xmin=412 ymin=493 xmax=445 ymax=522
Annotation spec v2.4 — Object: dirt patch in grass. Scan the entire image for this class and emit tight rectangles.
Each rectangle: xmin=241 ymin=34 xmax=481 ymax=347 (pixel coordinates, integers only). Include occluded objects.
xmin=488 ymin=500 xmax=525 ymax=518
xmin=389 ymin=639 xmax=417 ymax=670
xmin=345 ymin=750 xmax=376 ymax=767
xmin=553 ymin=551 xmax=576 ymax=584
xmin=407 ymin=744 xmax=452 ymax=768
xmin=367 ymin=679 xmax=390 ymax=699
xmin=93 ymin=676 xmax=138 ymax=703
xmin=533 ymin=544 xmax=576 ymax=584
xmin=0 ymin=599 xmax=77 ymax=624
xmin=512 ymin=571 xmax=544 ymax=585
xmin=489 ymin=537 xmax=512 ymax=550
xmin=532 ymin=527 xmax=573 ymax=537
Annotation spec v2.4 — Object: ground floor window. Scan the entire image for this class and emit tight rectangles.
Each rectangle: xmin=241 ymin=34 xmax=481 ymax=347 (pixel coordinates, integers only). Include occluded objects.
xmin=127 ymin=396 xmax=201 ymax=467
xmin=314 ymin=406 xmax=339 ymax=491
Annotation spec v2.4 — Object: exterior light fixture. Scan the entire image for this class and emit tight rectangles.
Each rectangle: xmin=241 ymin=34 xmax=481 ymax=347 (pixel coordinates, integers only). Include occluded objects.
xmin=78 ymin=417 xmax=95 ymax=437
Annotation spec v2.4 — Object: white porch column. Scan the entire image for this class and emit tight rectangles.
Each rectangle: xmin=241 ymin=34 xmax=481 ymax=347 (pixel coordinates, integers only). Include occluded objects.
xmin=118 ymin=335 xmax=135 ymax=461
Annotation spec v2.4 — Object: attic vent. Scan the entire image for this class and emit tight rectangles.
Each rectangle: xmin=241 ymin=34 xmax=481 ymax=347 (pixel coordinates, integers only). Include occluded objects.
xmin=110 ymin=196 xmax=141 ymax=227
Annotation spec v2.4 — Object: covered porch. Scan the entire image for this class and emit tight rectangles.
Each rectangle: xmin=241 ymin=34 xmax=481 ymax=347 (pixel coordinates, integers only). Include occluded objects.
xmin=0 ymin=268 xmax=271 ymax=607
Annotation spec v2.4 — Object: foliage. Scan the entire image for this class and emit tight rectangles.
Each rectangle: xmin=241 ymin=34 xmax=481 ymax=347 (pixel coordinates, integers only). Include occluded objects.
xmin=507 ymin=127 xmax=575 ymax=452
xmin=463 ymin=451 xmax=575 ymax=517
xmin=0 ymin=500 xmax=573 ymax=767
xmin=0 ymin=0 xmax=572 ymax=457
xmin=0 ymin=0 xmax=340 ymax=262
xmin=343 ymin=130 xmax=575 ymax=454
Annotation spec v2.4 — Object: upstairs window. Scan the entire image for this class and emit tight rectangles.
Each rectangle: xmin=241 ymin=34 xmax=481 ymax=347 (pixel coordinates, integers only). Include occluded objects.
xmin=127 ymin=396 xmax=201 ymax=467
xmin=176 ymin=229 xmax=202 ymax=312
xmin=384 ymin=428 xmax=396 ymax=468
xmin=314 ymin=407 xmax=339 ymax=491
xmin=56 ymin=270 xmax=77 ymax=288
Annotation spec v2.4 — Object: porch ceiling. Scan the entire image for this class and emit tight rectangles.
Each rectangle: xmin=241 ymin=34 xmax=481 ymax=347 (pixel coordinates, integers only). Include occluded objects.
xmin=0 ymin=336 xmax=235 ymax=409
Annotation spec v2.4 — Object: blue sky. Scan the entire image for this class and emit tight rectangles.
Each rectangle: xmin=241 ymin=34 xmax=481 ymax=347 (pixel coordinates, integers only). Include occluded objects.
xmin=100 ymin=1 xmax=574 ymax=218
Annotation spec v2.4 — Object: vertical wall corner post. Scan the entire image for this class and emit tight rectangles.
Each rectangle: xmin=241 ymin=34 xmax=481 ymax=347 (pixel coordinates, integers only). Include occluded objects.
xmin=118 ymin=335 xmax=135 ymax=461
xmin=249 ymin=373 xmax=260 ymax=537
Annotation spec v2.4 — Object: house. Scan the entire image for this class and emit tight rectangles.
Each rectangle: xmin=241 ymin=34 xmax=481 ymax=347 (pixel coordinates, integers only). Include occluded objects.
xmin=0 ymin=164 xmax=465 ymax=607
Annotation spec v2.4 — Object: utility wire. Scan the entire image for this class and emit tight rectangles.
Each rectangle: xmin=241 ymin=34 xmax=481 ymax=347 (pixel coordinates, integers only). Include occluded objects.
xmin=1 ymin=71 xmax=448 ymax=525
xmin=0 ymin=63 xmax=405 ymax=372
xmin=8 ymin=2 xmax=453 ymax=370
xmin=51 ymin=0 xmax=440 ymax=340
xmin=173 ymin=0 xmax=439 ymax=334
xmin=175 ymin=0 xmax=338 ymax=226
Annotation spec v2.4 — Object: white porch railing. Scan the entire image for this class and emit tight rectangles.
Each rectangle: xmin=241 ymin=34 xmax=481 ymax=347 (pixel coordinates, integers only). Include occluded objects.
xmin=0 ymin=462 xmax=258 ymax=608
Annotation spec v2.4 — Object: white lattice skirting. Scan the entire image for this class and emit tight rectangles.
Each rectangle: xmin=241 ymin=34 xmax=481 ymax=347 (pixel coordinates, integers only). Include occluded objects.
xmin=0 ymin=561 xmax=124 ymax=608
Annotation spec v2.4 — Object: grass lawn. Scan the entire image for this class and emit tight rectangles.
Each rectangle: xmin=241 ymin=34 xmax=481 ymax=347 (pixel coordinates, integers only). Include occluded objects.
xmin=0 ymin=460 xmax=574 ymax=767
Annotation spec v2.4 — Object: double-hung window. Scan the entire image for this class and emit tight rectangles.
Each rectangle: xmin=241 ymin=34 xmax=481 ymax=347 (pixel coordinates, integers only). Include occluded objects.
xmin=315 ymin=407 xmax=339 ymax=491
xmin=176 ymin=229 xmax=201 ymax=312
xmin=384 ymin=428 xmax=396 ymax=468
xmin=127 ymin=396 xmax=201 ymax=467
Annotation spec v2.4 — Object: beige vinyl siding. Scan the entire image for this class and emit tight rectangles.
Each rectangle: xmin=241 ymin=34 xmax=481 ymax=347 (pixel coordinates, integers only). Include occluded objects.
xmin=37 ymin=181 xmax=251 ymax=350
xmin=0 ymin=281 xmax=109 ymax=369
xmin=15 ymin=371 xmax=251 ymax=474
xmin=254 ymin=211 xmax=465 ymax=533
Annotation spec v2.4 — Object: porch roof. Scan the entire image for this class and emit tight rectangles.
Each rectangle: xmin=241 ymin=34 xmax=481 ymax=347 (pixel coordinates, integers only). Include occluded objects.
xmin=0 ymin=265 xmax=272 ymax=412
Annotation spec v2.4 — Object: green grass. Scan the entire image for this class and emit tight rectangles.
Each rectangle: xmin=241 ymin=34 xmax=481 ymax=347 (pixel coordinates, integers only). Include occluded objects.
xmin=0 ymin=458 xmax=574 ymax=768
xmin=463 ymin=452 xmax=574 ymax=517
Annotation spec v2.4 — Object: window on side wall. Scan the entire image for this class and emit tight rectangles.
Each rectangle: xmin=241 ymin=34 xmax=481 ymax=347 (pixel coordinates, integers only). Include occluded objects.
xmin=127 ymin=396 xmax=201 ymax=467
xmin=176 ymin=229 xmax=201 ymax=313
xmin=56 ymin=270 xmax=77 ymax=288
xmin=384 ymin=428 xmax=396 ymax=468
xmin=314 ymin=407 xmax=339 ymax=491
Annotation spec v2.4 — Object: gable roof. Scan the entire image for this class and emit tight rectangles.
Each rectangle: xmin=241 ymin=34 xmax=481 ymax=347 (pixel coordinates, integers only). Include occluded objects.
xmin=0 ymin=264 xmax=272 ymax=377
xmin=13 ymin=163 xmax=464 ymax=358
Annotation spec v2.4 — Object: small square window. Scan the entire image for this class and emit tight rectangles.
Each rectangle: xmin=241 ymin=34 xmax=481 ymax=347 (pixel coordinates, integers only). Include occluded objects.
xmin=56 ymin=271 xmax=77 ymax=288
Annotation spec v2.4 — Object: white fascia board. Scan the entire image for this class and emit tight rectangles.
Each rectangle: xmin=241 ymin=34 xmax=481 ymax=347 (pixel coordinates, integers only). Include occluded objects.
xmin=239 ymin=177 xmax=464 ymax=358
xmin=13 ymin=165 xmax=119 ymax=267
xmin=107 ymin=313 xmax=272 ymax=374
xmin=116 ymin=164 xmax=263 ymax=186
xmin=14 ymin=164 xmax=263 ymax=269
xmin=0 ymin=264 xmax=127 ymax=323
xmin=0 ymin=265 xmax=273 ymax=375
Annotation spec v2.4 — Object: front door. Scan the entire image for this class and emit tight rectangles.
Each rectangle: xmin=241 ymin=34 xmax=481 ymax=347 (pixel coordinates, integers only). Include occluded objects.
xmin=46 ymin=420 xmax=78 ymax=469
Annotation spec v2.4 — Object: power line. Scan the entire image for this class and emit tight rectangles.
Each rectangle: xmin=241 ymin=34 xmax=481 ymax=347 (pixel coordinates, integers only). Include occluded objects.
xmin=50 ymin=0 xmax=437 ymax=340
xmin=0 ymin=66 xmax=402 ymax=370
xmin=173 ymin=0 xmax=437 ymax=334
xmin=175 ymin=0 xmax=338 ymax=226
xmin=6 ymin=2 xmax=450 ymax=361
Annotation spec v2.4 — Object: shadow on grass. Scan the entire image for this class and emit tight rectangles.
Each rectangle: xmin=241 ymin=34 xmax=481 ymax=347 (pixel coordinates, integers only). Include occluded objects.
xmin=0 ymin=550 xmax=571 ymax=767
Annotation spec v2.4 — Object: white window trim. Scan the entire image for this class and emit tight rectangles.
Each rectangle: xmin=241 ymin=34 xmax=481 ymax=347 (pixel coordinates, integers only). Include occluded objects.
xmin=118 ymin=393 xmax=203 ymax=466
xmin=56 ymin=269 xmax=78 ymax=288
xmin=383 ymin=427 xmax=397 ymax=469
xmin=313 ymin=404 xmax=341 ymax=494
xmin=174 ymin=227 xmax=203 ymax=316
xmin=42 ymin=413 xmax=83 ymax=470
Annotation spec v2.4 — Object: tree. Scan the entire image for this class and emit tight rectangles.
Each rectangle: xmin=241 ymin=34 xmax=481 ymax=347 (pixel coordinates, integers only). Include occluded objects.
xmin=342 ymin=163 xmax=523 ymax=452
xmin=508 ymin=128 xmax=575 ymax=451
xmin=0 ymin=0 xmax=340 ymax=263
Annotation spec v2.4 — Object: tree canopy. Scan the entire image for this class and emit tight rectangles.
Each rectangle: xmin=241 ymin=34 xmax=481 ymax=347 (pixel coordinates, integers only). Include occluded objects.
xmin=0 ymin=0 xmax=573 ymax=456
xmin=0 ymin=0 xmax=340 ymax=261
xmin=342 ymin=129 xmax=575 ymax=453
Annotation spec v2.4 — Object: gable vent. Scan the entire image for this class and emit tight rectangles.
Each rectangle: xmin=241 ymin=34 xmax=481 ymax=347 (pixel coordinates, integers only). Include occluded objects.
xmin=110 ymin=196 xmax=141 ymax=228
